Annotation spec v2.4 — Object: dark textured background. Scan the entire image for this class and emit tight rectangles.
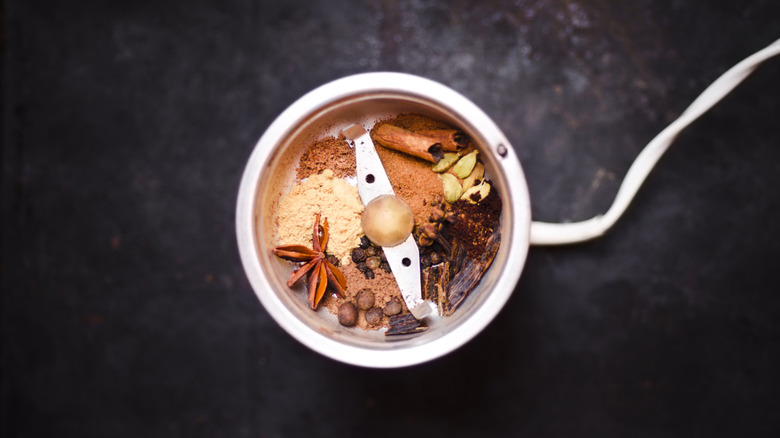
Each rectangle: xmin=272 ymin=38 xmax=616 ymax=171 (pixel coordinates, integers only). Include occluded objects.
xmin=2 ymin=1 xmax=780 ymax=436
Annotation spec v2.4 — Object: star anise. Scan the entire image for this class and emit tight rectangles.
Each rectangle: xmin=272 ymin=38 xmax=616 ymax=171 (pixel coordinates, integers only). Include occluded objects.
xmin=273 ymin=213 xmax=347 ymax=309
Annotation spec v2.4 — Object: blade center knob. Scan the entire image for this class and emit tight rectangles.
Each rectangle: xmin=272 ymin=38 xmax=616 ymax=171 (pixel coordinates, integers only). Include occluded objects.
xmin=361 ymin=194 xmax=415 ymax=248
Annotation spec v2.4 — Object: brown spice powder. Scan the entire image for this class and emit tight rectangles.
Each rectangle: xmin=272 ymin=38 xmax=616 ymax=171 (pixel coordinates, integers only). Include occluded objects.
xmin=376 ymin=146 xmax=444 ymax=227
xmin=297 ymin=136 xmax=355 ymax=180
xmin=449 ymin=181 xmax=502 ymax=259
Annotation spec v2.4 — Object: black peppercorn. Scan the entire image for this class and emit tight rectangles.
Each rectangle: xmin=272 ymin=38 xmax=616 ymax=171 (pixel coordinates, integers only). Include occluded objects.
xmin=351 ymin=248 xmax=366 ymax=263
xmin=365 ymin=256 xmax=381 ymax=270
xmin=364 ymin=246 xmax=378 ymax=257
xmin=363 ymin=269 xmax=375 ymax=280
xmin=380 ymin=262 xmax=391 ymax=273
xmin=359 ymin=235 xmax=371 ymax=249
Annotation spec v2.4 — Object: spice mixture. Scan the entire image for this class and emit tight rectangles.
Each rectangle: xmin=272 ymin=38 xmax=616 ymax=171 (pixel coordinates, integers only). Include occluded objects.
xmin=272 ymin=113 xmax=502 ymax=333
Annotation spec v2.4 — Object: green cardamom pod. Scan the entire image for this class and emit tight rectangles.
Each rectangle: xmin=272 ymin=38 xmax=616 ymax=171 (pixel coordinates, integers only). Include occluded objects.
xmin=440 ymin=173 xmax=463 ymax=204
xmin=451 ymin=150 xmax=478 ymax=178
xmin=431 ymin=152 xmax=460 ymax=173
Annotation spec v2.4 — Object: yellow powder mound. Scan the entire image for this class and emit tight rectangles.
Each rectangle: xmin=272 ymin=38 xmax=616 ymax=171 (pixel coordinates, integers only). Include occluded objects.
xmin=277 ymin=169 xmax=363 ymax=265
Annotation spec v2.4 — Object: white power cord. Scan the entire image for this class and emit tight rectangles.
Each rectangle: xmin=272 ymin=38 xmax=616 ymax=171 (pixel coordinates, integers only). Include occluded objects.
xmin=530 ymin=38 xmax=780 ymax=245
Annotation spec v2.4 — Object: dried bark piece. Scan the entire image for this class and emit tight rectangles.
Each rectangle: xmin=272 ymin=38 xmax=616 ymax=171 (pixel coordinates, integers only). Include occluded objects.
xmin=417 ymin=129 xmax=469 ymax=151
xmin=386 ymin=313 xmax=428 ymax=336
xmin=372 ymin=124 xmax=444 ymax=163
xmin=442 ymin=226 xmax=501 ymax=316
xmin=422 ymin=262 xmax=450 ymax=308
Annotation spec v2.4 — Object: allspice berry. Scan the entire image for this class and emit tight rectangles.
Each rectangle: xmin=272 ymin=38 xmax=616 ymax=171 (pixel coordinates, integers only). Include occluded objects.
xmin=384 ymin=297 xmax=402 ymax=316
xmin=365 ymin=307 xmax=383 ymax=325
xmin=356 ymin=289 xmax=375 ymax=310
xmin=337 ymin=302 xmax=358 ymax=326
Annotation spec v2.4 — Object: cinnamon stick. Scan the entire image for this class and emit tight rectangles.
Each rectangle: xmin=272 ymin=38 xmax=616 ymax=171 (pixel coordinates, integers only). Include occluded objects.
xmin=417 ymin=129 xmax=469 ymax=151
xmin=372 ymin=124 xmax=445 ymax=163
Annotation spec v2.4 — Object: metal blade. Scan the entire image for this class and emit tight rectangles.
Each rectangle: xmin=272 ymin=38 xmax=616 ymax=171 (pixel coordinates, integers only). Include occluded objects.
xmin=343 ymin=124 xmax=394 ymax=204
xmin=343 ymin=124 xmax=435 ymax=320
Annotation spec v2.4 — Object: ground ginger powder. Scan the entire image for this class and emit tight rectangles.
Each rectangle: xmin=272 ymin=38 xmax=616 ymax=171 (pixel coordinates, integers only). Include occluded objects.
xmin=277 ymin=169 xmax=363 ymax=265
